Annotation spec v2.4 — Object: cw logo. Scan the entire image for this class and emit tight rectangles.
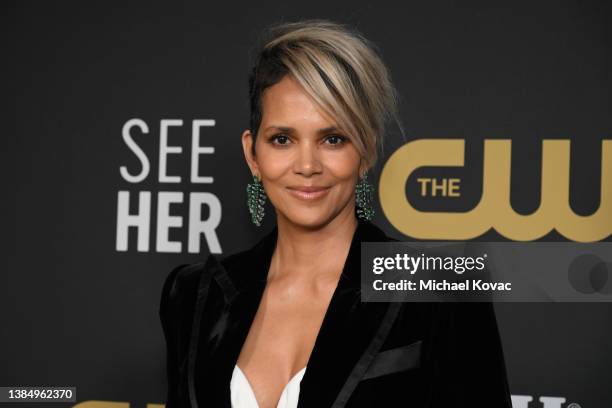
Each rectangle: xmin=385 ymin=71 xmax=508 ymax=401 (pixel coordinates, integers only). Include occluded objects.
xmin=379 ymin=139 xmax=611 ymax=242
xmin=512 ymin=395 xmax=569 ymax=408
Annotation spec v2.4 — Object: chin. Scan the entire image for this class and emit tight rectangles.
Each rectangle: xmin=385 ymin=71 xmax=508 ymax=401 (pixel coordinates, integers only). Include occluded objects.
xmin=282 ymin=209 xmax=333 ymax=229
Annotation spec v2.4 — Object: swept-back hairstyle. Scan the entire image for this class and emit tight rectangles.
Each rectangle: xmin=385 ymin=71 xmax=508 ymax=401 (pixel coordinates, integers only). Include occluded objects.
xmin=247 ymin=19 xmax=403 ymax=172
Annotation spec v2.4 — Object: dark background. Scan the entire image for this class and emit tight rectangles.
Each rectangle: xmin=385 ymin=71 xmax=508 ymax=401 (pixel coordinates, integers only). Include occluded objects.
xmin=5 ymin=1 xmax=611 ymax=407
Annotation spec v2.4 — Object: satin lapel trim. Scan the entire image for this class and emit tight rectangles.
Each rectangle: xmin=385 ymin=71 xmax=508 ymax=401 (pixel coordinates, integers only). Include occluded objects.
xmin=296 ymin=273 xmax=401 ymax=407
xmin=213 ymin=228 xmax=278 ymax=407
xmin=185 ymin=225 xmax=278 ymax=407
xmin=330 ymin=302 xmax=402 ymax=407
xmin=298 ymin=220 xmax=401 ymax=407
xmin=187 ymin=253 xmax=225 ymax=408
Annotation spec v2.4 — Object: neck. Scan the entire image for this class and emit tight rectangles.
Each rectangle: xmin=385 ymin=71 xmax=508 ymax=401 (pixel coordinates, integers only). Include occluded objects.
xmin=269 ymin=209 xmax=358 ymax=283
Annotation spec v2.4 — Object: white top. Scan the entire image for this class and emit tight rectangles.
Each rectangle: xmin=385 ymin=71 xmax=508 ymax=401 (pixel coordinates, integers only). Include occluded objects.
xmin=230 ymin=365 xmax=307 ymax=408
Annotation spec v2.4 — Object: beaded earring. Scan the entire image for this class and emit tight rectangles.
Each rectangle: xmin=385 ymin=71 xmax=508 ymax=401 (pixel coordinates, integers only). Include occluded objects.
xmin=246 ymin=173 xmax=267 ymax=226
xmin=355 ymin=170 xmax=375 ymax=221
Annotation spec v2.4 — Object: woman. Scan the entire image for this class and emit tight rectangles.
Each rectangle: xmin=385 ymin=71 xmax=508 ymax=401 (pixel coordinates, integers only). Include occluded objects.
xmin=159 ymin=20 xmax=512 ymax=408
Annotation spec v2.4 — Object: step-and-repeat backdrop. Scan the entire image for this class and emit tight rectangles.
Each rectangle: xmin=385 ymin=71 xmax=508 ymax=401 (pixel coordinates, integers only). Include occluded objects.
xmin=6 ymin=1 xmax=611 ymax=407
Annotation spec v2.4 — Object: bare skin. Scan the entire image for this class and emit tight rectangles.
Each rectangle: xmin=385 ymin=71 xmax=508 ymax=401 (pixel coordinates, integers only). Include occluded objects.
xmin=239 ymin=74 xmax=364 ymax=408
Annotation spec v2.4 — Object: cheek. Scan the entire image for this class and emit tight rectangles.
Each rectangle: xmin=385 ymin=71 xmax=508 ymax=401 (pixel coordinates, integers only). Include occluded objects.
xmin=325 ymin=151 xmax=360 ymax=181
xmin=256 ymin=149 xmax=291 ymax=180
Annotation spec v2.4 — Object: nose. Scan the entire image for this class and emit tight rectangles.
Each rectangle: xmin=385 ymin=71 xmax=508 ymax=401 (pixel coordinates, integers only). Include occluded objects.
xmin=293 ymin=139 xmax=323 ymax=177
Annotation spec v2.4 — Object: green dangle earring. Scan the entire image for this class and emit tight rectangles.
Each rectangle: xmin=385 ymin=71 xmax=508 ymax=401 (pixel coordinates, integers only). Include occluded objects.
xmin=355 ymin=170 xmax=375 ymax=220
xmin=246 ymin=173 xmax=267 ymax=226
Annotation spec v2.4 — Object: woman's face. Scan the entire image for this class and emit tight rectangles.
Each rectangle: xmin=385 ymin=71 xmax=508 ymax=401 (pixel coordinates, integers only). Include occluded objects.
xmin=242 ymin=74 xmax=363 ymax=228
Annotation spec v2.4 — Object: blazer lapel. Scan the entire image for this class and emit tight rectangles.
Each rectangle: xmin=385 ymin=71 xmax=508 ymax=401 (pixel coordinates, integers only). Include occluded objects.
xmin=191 ymin=219 xmax=401 ymax=408
xmin=296 ymin=220 xmax=402 ymax=408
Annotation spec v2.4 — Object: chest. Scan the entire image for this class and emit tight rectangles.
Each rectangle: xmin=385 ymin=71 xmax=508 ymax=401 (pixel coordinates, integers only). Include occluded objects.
xmin=189 ymin=275 xmax=425 ymax=408
xmin=234 ymin=281 xmax=338 ymax=407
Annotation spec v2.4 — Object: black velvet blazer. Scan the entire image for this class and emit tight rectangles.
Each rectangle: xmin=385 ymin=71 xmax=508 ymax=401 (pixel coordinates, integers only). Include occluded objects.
xmin=159 ymin=219 xmax=513 ymax=407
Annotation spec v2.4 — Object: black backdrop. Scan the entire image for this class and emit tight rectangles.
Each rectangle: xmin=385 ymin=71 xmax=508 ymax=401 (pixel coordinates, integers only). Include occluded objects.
xmin=5 ymin=1 xmax=612 ymax=407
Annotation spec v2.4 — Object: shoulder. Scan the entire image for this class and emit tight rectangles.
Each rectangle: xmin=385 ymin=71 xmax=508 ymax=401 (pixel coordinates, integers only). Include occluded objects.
xmin=158 ymin=261 xmax=206 ymax=325
xmin=361 ymin=220 xmax=401 ymax=243
xmin=158 ymin=247 xmax=254 ymax=317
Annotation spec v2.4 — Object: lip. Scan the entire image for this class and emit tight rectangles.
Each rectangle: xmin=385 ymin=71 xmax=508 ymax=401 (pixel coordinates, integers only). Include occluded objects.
xmin=286 ymin=186 xmax=331 ymax=200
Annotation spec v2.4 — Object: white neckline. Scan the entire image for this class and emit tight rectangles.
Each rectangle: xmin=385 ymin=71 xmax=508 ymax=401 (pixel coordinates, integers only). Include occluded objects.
xmin=231 ymin=365 xmax=307 ymax=408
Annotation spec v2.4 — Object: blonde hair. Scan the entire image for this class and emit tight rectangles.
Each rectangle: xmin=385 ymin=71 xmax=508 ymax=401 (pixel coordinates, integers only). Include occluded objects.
xmin=248 ymin=19 xmax=403 ymax=172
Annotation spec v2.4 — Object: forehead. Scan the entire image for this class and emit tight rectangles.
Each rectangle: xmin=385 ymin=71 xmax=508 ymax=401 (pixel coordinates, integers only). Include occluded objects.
xmin=260 ymin=75 xmax=337 ymax=129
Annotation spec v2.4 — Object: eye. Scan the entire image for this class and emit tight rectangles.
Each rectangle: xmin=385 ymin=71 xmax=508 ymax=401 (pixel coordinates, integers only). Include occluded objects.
xmin=268 ymin=134 xmax=292 ymax=146
xmin=324 ymin=134 xmax=347 ymax=146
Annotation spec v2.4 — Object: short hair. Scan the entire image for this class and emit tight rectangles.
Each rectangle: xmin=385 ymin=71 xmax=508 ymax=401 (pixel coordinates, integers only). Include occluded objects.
xmin=247 ymin=19 xmax=403 ymax=172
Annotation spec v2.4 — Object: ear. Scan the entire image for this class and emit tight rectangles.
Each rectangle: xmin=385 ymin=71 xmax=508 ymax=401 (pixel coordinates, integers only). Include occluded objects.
xmin=241 ymin=129 xmax=259 ymax=176
xmin=358 ymin=158 xmax=368 ymax=179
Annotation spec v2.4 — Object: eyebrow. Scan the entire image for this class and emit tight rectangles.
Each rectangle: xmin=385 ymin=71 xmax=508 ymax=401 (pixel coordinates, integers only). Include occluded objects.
xmin=263 ymin=125 xmax=342 ymax=134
